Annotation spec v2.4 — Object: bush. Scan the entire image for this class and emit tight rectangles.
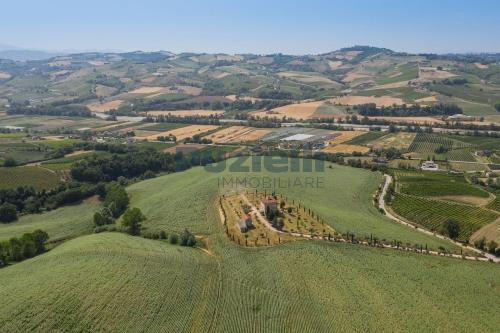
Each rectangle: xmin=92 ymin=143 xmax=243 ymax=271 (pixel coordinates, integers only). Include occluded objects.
xmin=0 ymin=203 xmax=18 ymax=223
xmin=159 ymin=230 xmax=167 ymax=239
xmin=3 ymin=157 xmax=17 ymax=167
xmin=168 ymin=233 xmax=178 ymax=245
xmin=94 ymin=226 xmax=107 ymax=233
xmin=180 ymin=229 xmax=196 ymax=247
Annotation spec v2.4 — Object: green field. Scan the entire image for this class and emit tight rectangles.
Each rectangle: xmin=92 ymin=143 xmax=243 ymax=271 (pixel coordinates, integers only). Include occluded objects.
xmin=486 ymin=195 xmax=500 ymax=212
xmin=0 ymin=166 xmax=61 ymax=190
xmin=408 ymin=133 xmax=476 ymax=162
xmin=0 ymin=232 xmax=498 ymax=332
xmin=391 ymin=193 xmax=498 ymax=242
xmin=394 ymin=170 xmax=489 ymax=198
xmin=128 ymin=159 xmax=459 ymax=251
xmin=139 ymin=122 xmax=188 ymax=131
xmin=375 ymin=63 xmax=419 ymax=85
xmin=0 ymin=201 xmax=98 ymax=242
xmin=345 ymin=131 xmax=387 ymax=145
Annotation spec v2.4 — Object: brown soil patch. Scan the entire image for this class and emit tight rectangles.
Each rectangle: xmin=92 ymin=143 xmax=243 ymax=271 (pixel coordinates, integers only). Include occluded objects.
xmin=87 ymin=100 xmax=124 ymax=113
xmin=65 ymin=150 xmax=93 ymax=157
xmin=419 ymin=67 xmax=456 ymax=79
xmin=146 ymin=110 xmax=225 ymax=117
xmin=330 ymin=95 xmax=405 ymax=107
xmin=415 ymin=96 xmax=438 ymax=103
xmin=95 ymin=85 xmax=117 ymax=98
xmin=474 ymin=63 xmax=489 ymax=69
xmin=0 ymin=72 xmax=12 ymax=79
xmin=327 ymin=131 xmax=367 ymax=144
xmin=164 ymin=144 xmax=204 ymax=154
xmin=128 ymin=86 xmax=165 ymax=94
xmin=343 ymin=72 xmax=372 ymax=83
xmin=252 ymin=101 xmax=324 ymax=120
xmin=328 ymin=61 xmax=343 ymax=70
xmin=369 ymin=132 xmax=417 ymax=150
xmin=278 ymin=72 xmax=338 ymax=84
xmin=251 ymin=56 xmax=274 ymax=65
xmin=204 ymin=126 xmax=272 ymax=143
xmin=140 ymin=125 xmax=219 ymax=141
xmin=470 ymin=217 xmax=500 ymax=244
xmin=436 ymin=195 xmax=492 ymax=206
xmin=322 ymin=144 xmax=370 ymax=154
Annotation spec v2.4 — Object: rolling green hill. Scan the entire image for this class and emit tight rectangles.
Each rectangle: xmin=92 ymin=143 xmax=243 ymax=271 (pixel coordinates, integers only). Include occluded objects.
xmin=128 ymin=158 xmax=459 ymax=251
xmin=0 ymin=232 xmax=498 ymax=332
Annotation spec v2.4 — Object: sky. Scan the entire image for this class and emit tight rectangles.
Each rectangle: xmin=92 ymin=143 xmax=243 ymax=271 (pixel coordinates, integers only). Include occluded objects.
xmin=1 ymin=0 xmax=500 ymax=55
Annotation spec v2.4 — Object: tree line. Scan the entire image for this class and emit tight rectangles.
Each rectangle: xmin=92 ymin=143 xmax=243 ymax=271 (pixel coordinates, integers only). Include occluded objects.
xmin=0 ymin=230 xmax=49 ymax=267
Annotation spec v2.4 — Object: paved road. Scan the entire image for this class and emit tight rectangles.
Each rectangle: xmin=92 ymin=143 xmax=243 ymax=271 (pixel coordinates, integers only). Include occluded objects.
xmin=379 ymin=174 xmax=499 ymax=263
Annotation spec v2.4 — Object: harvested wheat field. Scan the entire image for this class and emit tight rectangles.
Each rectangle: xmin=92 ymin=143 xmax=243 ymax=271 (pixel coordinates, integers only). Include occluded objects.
xmin=419 ymin=67 xmax=456 ymax=79
xmin=323 ymin=144 xmax=370 ymax=154
xmin=328 ymin=131 xmax=367 ymax=144
xmin=128 ymin=86 xmax=165 ymax=94
xmin=140 ymin=125 xmax=219 ymax=141
xmin=147 ymin=110 xmax=225 ymax=117
xmin=87 ymin=100 xmax=123 ymax=113
xmin=252 ymin=101 xmax=324 ymax=120
xmin=204 ymin=126 xmax=272 ymax=143
xmin=0 ymin=72 xmax=12 ymax=79
xmin=331 ymin=95 xmax=405 ymax=107
xmin=474 ymin=63 xmax=489 ymax=69
xmin=415 ymin=96 xmax=438 ymax=103
xmin=328 ymin=60 xmax=343 ymax=70
xmin=367 ymin=116 xmax=444 ymax=124
xmin=95 ymin=84 xmax=117 ymax=97
xmin=369 ymin=132 xmax=417 ymax=150
xmin=164 ymin=144 xmax=204 ymax=154
xmin=343 ymin=72 xmax=372 ymax=83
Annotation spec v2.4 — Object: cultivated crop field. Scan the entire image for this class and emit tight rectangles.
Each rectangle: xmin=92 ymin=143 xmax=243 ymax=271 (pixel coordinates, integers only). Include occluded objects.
xmin=139 ymin=124 xmax=219 ymax=141
xmin=0 ymin=200 xmax=98 ymax=242
xmin=204 ymin=126 xmax=273 ymax=143
xmin=408 ymin=132 xmax=476 ymax=161
xmin=0 ymin=232 xmax=499 ymax=332
xmin=391 ymin=193 xmax=498 ymax=242
xmin=394 ymin=170 xmax=489 ymax=199
xmin=0 ymin=166 xmax=61 ymax=190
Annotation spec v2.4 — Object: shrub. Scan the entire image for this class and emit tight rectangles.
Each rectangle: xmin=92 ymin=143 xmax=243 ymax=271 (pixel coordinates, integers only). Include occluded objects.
xmin=159 ymin=230 xmax=167 ymax=239
xmin=168 ymin=233 xmax=178 ymax=245
xmin=3 ymin=157 xmax=17 ymax=167
xmin=180 ymin=229 xmax=196 ymax=247
xmin=0 ymin=203 xmax=18 ymax=223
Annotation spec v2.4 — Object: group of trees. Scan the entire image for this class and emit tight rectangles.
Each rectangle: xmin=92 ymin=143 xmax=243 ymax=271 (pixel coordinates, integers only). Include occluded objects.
xmin=474 ymin=237 xmax=499 ymax=255
xmin=440 ymin=78 xmax=468 ymax=85
xmin=0 ymin=183 xmax=105 ymax=217
xmin=354 ymin=103 xmax=463 ymax=117
xmin=94 ymin=183 xmax=130 ymax=227
xmin=0 ymin=230 xmax=49 ymax=267
xmin=6 ymin=102 xmax=92 ymax=117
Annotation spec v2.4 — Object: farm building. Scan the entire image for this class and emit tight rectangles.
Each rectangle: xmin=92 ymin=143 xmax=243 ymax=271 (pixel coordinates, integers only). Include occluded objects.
xmin=237 ymin=214 xmax=253 ymax=232
xmin=260 ymin=196 xmax=278 ymax=216
xmin=421 ymin=160 xmax=439 ymax=171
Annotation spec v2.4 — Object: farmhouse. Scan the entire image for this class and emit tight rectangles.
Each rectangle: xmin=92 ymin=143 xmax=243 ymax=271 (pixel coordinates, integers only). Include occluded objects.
xmin=260 ymin=196 xmax=278 ymax=216
xmin=237 ymin=214 xmax=253 ymax=232
xmin=421 ymin=160 xmax=439 ymax=171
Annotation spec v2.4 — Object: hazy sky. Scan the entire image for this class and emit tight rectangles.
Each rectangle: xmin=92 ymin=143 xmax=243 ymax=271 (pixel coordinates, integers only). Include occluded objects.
xmin=1 ymin=0 xmax=500 ymax=54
